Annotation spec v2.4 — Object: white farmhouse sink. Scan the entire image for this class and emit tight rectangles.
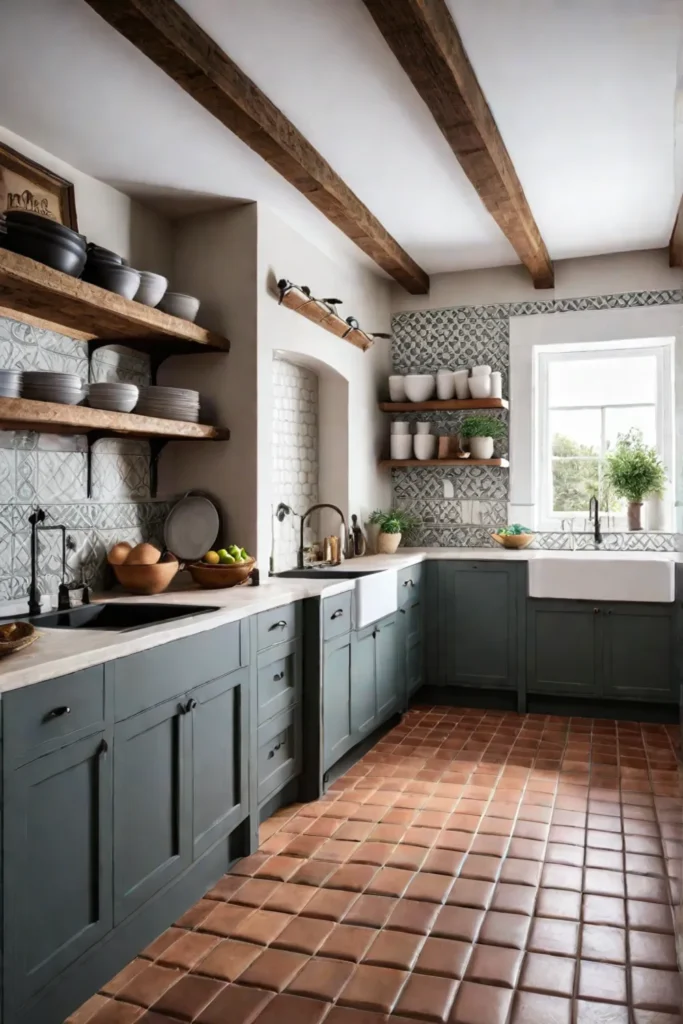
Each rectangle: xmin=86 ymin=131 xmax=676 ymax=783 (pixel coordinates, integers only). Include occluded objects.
xmin=355 ymin=569 xmax=398 ymax=627
xmin=528 ymin=553 xmax=674 ymax=603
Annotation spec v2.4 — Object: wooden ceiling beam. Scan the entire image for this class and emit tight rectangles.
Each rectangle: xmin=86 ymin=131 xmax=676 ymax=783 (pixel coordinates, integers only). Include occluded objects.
xmin=83 ymin=0 xmax=429 ymax=295
xmin=363 ymin=0 xmax=554 ymax=288
xmin=670 ymin=196 xmax=683 ymax=267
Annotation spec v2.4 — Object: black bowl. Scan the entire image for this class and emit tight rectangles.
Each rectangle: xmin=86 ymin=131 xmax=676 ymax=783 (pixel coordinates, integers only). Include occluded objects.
xmin=4 ymin=211 xmax=86 ymax=247
xmin=5 ymin=223 xmax=87 ymax=276
xmin=86 ymin=243 xmax=123 ymax=264
xmin=82 ymin=261 xmax=140 ymax=299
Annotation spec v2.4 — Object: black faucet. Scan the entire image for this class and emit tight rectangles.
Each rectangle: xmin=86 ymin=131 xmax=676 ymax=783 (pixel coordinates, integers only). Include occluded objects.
xmin=298 ymin=503 xmax=348 ymax=568
xmin=588 ymin=496 xmax=603 ymax=546
xmin=27 ymin=507 xmax=74 ymax=615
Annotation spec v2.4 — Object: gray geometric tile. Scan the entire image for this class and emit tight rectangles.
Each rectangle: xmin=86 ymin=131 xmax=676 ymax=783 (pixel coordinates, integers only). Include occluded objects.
xmin=91 ymin=439 xmax=151 ymax=501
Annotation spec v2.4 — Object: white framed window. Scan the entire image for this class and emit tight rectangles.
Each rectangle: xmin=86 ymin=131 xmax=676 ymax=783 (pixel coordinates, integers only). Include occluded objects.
xmin=535 ymin=339 xmax=674 ymax=530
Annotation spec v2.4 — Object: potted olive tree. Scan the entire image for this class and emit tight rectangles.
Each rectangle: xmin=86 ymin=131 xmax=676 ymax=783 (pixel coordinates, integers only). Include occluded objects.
xmin=368 ymin=508 xmax=420 ymax=554
xmin=460 ymin=415 xmax=506 ymax=460
xmin=605 ymin=429 xmax=666 ymax=531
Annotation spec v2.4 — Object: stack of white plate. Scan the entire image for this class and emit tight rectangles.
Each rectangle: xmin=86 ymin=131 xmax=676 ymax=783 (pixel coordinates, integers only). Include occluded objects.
xmin=22 ymin=372 xmax=85 ymax=406
xmin=88 ymin=382 xmax=139 ymax=414
xmin=0 ymin=369 xmax=22 ymax=398
xmin=135 ymin=386 xmax=200 ymax=422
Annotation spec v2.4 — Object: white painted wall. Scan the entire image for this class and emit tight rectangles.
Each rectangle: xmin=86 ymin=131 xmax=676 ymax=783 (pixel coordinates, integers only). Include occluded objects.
xmin=257 ymin=205 xmax=392 ymax=566
xmin=392 ymin=249 xmax=683 ymax=312
xmin=0 ymin=126 xmax=173 ymax=276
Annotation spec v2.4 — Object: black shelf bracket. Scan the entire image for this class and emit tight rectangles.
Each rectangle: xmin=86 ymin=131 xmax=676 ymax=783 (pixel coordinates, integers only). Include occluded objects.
xmin=150 ymin=438 xmax=170 ymax=499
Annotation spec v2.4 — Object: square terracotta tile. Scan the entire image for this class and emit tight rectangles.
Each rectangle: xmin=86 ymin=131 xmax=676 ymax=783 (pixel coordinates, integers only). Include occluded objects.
xmin=584 ymin=869 xmax=625 ymax=898
xmin=490 ymin=883 xmax=537 ymax=916
xmin=286 ymin=957 xmax=356 ymax=1002
xmin=271 ymin=916 xmax=334 ymax=955
xmin=478 ymin=911 xmax=531 ymax=949
xmin=386 ymin=899 xmax=440 ymax=935
xmin=431 ymin=906 xmax=484 ymax=943
xmin=625 ymin=873 xmax=670 ymax=903
xmin=200 ymin=903 xmax=255 ymax=938
xmin=575 ymin=1000 xmax=629 ymax=1023
xmin=628 ymin=930 xmax=678 ymax=969
xmin=404 ymin=872 xmax=454 ymax=904
xmin=232 ymin=910 xmax=292 ymax=946
xmin=423 ymin=848 xmax=466 ymax=875
xmin=580 ymin=924 xmax=626 ymax=964
xmin=248 ymin=992 xmax=330 ymax=1024
xmin=365 ymin=867 xmax=415 ymax=898
xmin=301 ymin=888 xmax=359 ymax=921
xmin=414 ymin=937 xmax=473 ymax=979
xmin=627 ymin=899 xmax=674 ymax=933
xmin=519 ymin=952 xmax=575 ymax=997
xmin=449 ymin=980 xmax=513 ymax=1024
xmin=151 ymin=975 xmax=225 ymax=1021
xmin=337 ymin=963 xmax=408 ymax=1013
xmin=386 ymin=845 xmax=429 ymax=871
xmin=527 ymin=918 xmax=579 ymax=957
xmin=535 ymin=888 xmax=581 ymax=920
xmin=87 ymin=1005 xmax=144 ymax=1024
xmin=509 ymin=991 xmax=571 ymax=1024
xmin=582 ymin=895 xmax=625 ymax=928
xmin=447 ymin=879 xmax=495 ymax=911
xmin=118 ymin=964 xmax=182 ymax=1007
xmin=631 ymin=966 xmax=682 ymax=1013
xmin=237 ymin=948 xmax=308 ymax=992
xmin=545 ymin=843 xmax=584 ymax=867
xmin=102 ymin=959 xmax=149 ymax=996
xmin=194 ymin=983 xmax=274 ymax=1024
xmin=499 ymin=859 xmax=542 ymax=887
xmin=465 ymin=944 xmax=523 ymax=988
xmin=157 ymin=931 xmax=220 ymax=970
xmin=394 ymin=972 xmax=458 ymax=1023
xmin=194 ymin=940 xmax=262 ymax=983
xmin=318 ymin=924 xmax=376 ymax=963
xmin=578 ymin=961 xmax=627 ymax=1004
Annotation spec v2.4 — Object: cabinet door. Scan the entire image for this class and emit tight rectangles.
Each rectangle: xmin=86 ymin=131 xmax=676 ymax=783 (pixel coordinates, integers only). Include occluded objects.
xmin=114 ymin=697 xmax=191 ymax=924
xmin=191 ymin=667 xmax=249 ymax=859
xmin=351 ymin=625 xmax=377 ymax=737
xmin=438 ymin=563 xmax=518 ymax=689
xmin=4 ymin=731 xmax=112 ymax=1007
xmin=376 ymin=615 xmax=401 ymax=719
xmin=323 ymin=633 xmax=353 ymax=771
xmin=404 ymin=602 xmax=423 ymax=698
xmin=602 ymin=604 xmax=675 ymax=701
xmin=527 ymin=600 xmax=600 ymax=695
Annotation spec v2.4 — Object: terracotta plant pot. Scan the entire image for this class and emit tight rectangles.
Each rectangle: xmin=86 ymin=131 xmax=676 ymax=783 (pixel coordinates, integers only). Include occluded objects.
xmin=377 ymin=531 xmax=401 ymax=554
xmin=627 ymin=501 xmax=643 ymax=531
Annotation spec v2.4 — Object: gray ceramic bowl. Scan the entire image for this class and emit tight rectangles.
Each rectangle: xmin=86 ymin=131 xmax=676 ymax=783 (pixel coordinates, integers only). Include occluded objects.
xmin=135 ymin=271 xmax=168 ymax=308
xmin=83 ymin=262 xmax=141 ymax=300
xmin=157 ymin=291 xmax=200 ymax=322
xmin=5 ymin=222 xmax=87 ymax=276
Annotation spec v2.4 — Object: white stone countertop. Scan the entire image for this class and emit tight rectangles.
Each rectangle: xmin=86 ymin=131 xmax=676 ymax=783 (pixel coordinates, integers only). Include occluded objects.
xmin=0 ymin=547 xmax=678 ymax=693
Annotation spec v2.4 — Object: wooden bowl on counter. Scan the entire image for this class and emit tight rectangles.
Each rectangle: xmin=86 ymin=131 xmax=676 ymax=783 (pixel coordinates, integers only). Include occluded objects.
xmin=111 ymin=558 xmax=179 ymax=594
xmin=187 ymin=557 xmax=256 ymax=589
xmin=491 ymin=532 xmax=535 ymax=550
xmin=0 ymin=621 xmax=38 ymax=658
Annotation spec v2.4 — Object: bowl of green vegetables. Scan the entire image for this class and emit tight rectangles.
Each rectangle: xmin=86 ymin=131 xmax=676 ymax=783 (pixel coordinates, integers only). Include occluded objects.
xmin=491 ymin=524 xmax=535 ymax=550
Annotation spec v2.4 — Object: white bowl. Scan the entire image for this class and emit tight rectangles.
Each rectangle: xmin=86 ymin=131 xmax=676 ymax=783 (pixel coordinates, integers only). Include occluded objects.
xmin=413 ymin=434 xmax=437 ymax=460
xmin=436 ymin=372 xmax=456 ymax=400
xmin=157 ymin=292 xmax=200 ymax=322
xmin=415 ymin=422 xmax=431 ymax=434
xmin=390 ymin=421 xmax=411 ymax=434
xmin=468 ymin=375 xmax=492 ymax=399
xmin=471 ymin=365 xmax=492 ymax=377
xmin=453 ymin=369 xmax=470 ymax=399
xmin=404 ymin=375 xmax=435 ymax=402
xmin=135 ymin=271 xmax=168 ymax=308
xmin=388 ymin=375 xmax=406 ymax=402
xmin=390 ymin=434 xmax=413 ymax=460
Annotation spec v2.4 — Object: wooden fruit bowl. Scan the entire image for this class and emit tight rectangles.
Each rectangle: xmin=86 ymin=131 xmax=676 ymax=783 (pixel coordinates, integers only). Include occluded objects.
xmin=491 ymin=532 xmax=535 ymax=550
xmin=187 ymin=557 xmax=256 ymax=589
xmin=112 ymin=558 xmax=179 ymax=594
xmin=0 ymin=621 xmax=38 ymax=658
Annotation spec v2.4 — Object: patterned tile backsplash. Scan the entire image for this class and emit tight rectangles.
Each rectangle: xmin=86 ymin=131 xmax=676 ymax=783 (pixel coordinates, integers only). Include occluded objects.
xmin=271 ymin=357 xmax=319 ymax=571
xmin=391 ymin=288 xmax=683 ymax=550
xmin=0 ymin=316 xmax=170 ymax=606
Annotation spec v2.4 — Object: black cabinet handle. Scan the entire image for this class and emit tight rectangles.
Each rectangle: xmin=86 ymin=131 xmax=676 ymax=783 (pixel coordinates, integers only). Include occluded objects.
xmin=331 ymin=609 xmax=344 ymax=620
xmin=267 ymin=740 xmax=284 ymax=759
xmin=594 ymin=607 xmax=599 ymax=614
xmin=99 ymin=738 xmax=109 ymax=758
xmin=400 ymin=608 xmax=406 ymax=615
xmin=402 ymin=579 xmax=414 ymax=587
xmin=273 ymin=670 xmax=285 ymax=682
xmin=269 ymin=620 xmax=287 ymax=631
xmin=606 ymin=610 xmax=612 ymax=615
xmin=185 ymin=698 xmax=198 ymax=713
xmin=45 ymin=705 xmax=71 ymax=721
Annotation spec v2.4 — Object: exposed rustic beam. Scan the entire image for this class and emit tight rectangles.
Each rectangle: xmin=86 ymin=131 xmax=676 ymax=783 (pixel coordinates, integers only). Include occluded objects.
xmin=363 ymin=0 xmax=554 ymax=288
xmin=83 ymin=0 xmax=429 ymax=295
xmin=670 ymin=196 xmax=683 ymax=267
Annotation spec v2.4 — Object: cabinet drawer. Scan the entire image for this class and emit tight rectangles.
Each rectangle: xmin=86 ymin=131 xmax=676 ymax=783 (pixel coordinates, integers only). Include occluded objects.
xmin=257 ymin=640 xmax=301 ymax=724
xmin=114 ymin=620 xmax=247 ymax=721
xmin=398 ymin=563 xmax=423 ymax=607
xmin=4 ymin=665 xmax=107 ymax=764
xmin=323 ymin=591 xmax=353 ymax=640
xmin=257 ymin=603 xmax=299 ymax=650
xmin=257 ymin=705 xmax=301 ymax=804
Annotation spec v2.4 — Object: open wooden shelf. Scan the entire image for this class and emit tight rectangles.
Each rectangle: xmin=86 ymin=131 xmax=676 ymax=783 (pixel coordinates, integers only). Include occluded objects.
xmin=379 ymin=398 xmax=508 ymax=412
xmin=380 ymin=458 xmax=509 ymax=468
xmin=0 ymin=396 xmax=230 ymax=441
xmin=279 ymin=281 xmax=374 ymax=351
xmin=0 ymin=249 xmax=230 ymax=350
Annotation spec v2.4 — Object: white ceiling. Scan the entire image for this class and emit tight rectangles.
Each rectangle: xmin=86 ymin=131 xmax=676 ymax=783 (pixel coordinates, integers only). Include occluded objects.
xmin=0 ymin=0 xmax=680 ymax=279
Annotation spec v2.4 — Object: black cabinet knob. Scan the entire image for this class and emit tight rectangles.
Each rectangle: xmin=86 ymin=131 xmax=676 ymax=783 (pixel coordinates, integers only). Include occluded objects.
xmin=273 ymin=670 xmax=285 ymax=682
xmin=594 ymin=607 xmax=599 ymax=614
xmin=99 ymin=738 xmax=109 ymax=758
xmin=269 ymin=620 xmax=287 ymax=631
xmin=45 ymin=705 xmax=71 ymax=720
xmin=331 ymin=609 xmax=344 ymax=620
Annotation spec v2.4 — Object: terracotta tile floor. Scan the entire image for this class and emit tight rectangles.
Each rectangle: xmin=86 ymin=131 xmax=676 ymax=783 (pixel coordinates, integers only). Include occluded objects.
xmin=69 ymin=707 xmax=683 ymax=1024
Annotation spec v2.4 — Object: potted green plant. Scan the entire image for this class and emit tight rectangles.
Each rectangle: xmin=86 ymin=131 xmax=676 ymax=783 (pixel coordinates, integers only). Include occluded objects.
xmin=368 ymin=508 xmax=420 ymax=554
xmin=605 ymin=429 xmax=666 ymax=531
xmin=460 ymin=415 xmax=506 ymax=460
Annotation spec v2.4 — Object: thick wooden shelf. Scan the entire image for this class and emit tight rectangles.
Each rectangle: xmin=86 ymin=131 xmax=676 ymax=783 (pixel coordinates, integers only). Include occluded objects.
xmin=0 ymin=397 xmax=230 ymax=441
xmin=0 ymin=249 xmax=230 ymax=350
xmin=380 ymin=458 xmax=509 ymax=468
xmin=279 ymin=281 xmax=374 ymax=351
xmin=379 ymin=398 xmax=508 ymax=412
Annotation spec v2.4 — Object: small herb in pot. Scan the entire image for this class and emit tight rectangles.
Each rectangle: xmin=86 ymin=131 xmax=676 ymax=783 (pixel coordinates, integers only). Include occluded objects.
xmin=460 ymin=415 xmax=506 ymax=439
xmin=368 ymin=508 xmax=420 ymax=534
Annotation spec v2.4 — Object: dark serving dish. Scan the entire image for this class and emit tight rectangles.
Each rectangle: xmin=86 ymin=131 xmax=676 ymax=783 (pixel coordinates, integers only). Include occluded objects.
xmin=4 ymin=220 xmax=87 ymax=276
xmin=82 ymin=260 xmax=141 ymax=299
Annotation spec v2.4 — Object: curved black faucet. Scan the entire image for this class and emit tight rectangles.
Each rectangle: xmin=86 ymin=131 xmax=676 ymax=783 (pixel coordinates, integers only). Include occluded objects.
xmin=588 ymin=496 xmax=603 ymax=546
xmin=298 ymin=503 xmax=348 ymax=568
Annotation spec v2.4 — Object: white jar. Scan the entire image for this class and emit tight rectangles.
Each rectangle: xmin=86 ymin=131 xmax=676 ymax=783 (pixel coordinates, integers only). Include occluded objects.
xmin=388 ymin=375 xmax=406 ymax=402
xmin=453 ymin=369 xmax=470 ymax=400
xmin=390 ymin=421 xmax=411 ymax=434
xmin=490 ymin=371 xmax=502 ymax=399
xmin=415 ymin=422 xmax=432 ymax=434
xmin=414 ymin=434 xmax=437 ymax=460
xmin=436 ymin=372 xmax=456 ymax=400
xmin=468 ymin=375 xmax=492 ymax=399
xmin=390 ymin=434 xmax=413 ymax=459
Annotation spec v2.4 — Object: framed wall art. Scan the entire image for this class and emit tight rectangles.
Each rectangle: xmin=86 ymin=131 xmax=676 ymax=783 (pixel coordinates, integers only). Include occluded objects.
xmin=0 ymin=142 xmax=78 ymax=229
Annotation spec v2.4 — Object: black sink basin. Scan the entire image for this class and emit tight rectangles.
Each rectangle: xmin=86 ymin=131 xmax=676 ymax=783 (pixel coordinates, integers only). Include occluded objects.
xmin=18 ymin=603 xmax=220 ymax=632
xmin=275 ymin=569 xmax=378 ymax=579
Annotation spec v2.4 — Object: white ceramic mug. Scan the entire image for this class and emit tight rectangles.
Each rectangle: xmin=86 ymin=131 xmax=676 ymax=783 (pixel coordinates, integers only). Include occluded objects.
xmin=414 ymin=434 xmax=437 ymax=460
xmin=490 ymin=371 xmax=502 ymax=399
xmin=453 ymin=369 xmax=470 ymax=399
xmin=390 ymin=421 xmax=411 ymax=434
xmin=469 ymin=375 xmax=492 ymax=399
xmin=471 ymin=364 xmax=492 ymax=377
xmin=390 ymin=434 xmax=413 ymax=459
xmin=436 ymin=372 xmax=456 ymax=400
xmin=388 ymin=375 xmax=406 ymax=402
xmin=415 ymin=422 xmax=432 ymax=434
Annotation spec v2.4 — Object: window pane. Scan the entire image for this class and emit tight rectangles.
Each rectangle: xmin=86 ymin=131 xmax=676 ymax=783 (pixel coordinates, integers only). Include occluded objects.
xmin=552 ymin=458 xmax=600 ymax=512
xmin=604 ymin=405 xmax=656 ymax=449
xmin=548 ymin=354 xmax=657 ymax=407
xmin=550 ymin=409 xmax=600 ymax=456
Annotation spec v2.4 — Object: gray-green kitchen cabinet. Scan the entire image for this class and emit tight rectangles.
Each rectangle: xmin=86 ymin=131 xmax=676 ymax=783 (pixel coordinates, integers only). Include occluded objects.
xmin=398 ymin=564 xmax=424 ymax=700
xmin=351 ymin=623 xmax=377 ymax=738
xmin=528 ymin=599 xmax=675 ymax=702
xmin=436 ymin=561 xmax=525 ymax=692
xmin=376 ymin=615 xmax=401 ymax=719
xmin=322 ymin=631 xmax=354 ymax=771
xmin=4 ymin=729 xmax=113 ymax=1011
